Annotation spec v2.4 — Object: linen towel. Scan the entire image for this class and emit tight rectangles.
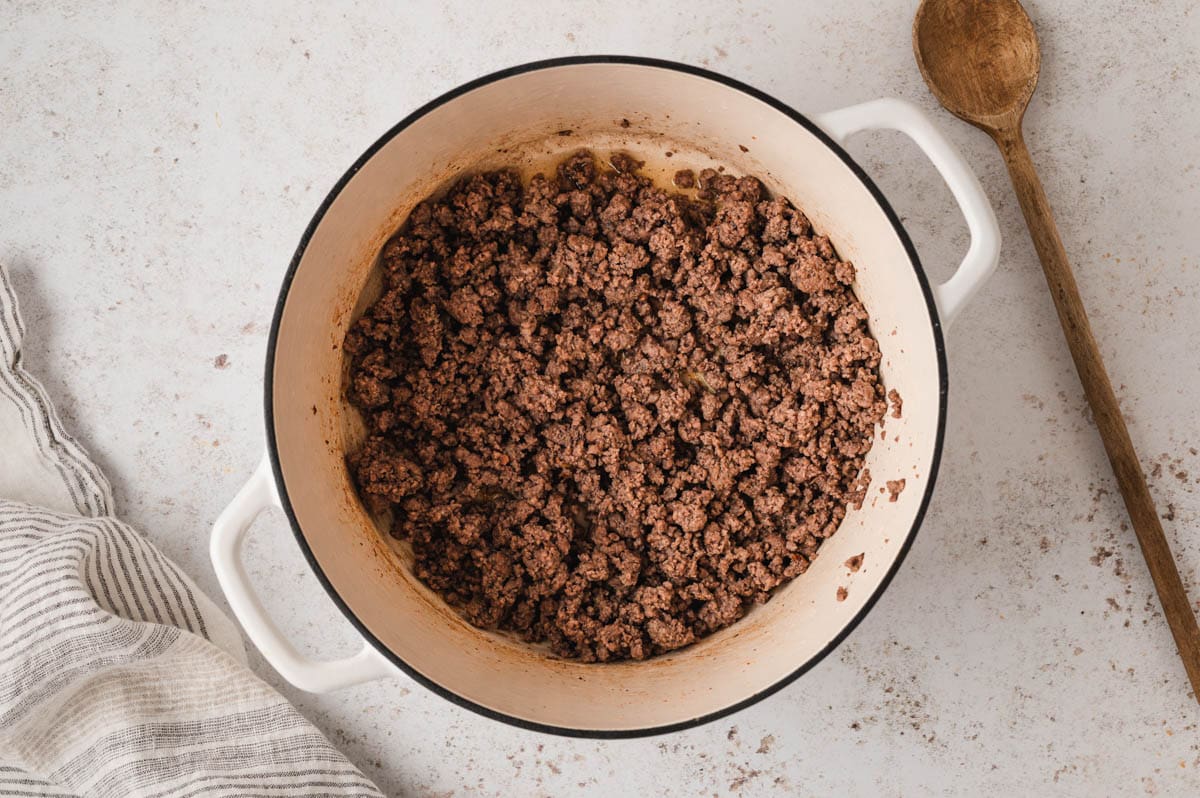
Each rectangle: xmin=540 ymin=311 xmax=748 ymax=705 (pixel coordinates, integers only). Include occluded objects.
xmin=0 ymin=265 xmax=384 ymax=797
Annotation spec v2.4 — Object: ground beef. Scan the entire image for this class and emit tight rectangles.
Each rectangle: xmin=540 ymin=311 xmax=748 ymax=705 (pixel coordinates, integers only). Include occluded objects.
xmin=344 ymin=150 xmax=888 ymax=662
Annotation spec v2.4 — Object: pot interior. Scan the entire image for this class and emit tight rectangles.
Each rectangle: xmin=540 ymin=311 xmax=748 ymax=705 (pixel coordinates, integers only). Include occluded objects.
xmin=270 ymin=61 xmax=943 ymax=733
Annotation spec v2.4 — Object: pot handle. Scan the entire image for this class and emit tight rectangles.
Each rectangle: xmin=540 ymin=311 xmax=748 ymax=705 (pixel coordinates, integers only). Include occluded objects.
xmin=814 ymin=98 xmax=1001 ymax=329
xmin=210 ymin=454 xmax=394 ymax=692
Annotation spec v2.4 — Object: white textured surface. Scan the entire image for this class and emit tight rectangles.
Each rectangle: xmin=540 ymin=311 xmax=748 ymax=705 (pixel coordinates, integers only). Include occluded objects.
xmin=3 ymin=1 xmax=1199 ymax=794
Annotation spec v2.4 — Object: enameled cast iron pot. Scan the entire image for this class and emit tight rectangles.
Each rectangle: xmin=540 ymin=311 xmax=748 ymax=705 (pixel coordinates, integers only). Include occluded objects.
xmin=211 ymin=56 xmax=1000 ymax=737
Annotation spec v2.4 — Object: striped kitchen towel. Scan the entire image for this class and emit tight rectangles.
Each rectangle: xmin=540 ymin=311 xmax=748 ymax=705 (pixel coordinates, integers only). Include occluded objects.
xmin=0 ymin=265 xmax=384 ymax=798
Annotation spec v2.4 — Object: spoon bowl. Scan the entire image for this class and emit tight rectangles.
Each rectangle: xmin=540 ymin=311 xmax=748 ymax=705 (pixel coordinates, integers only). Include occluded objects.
xmin=913 ymin=0 xmax=1041 ymax=135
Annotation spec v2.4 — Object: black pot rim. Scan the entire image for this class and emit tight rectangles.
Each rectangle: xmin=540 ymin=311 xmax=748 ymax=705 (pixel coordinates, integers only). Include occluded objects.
xmin=264 ymin=54 xmax=949 ymax=740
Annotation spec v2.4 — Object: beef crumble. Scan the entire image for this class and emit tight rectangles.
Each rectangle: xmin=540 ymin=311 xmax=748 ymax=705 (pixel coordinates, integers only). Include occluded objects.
xmin=345 ymin=150 xmax=888 ymax=662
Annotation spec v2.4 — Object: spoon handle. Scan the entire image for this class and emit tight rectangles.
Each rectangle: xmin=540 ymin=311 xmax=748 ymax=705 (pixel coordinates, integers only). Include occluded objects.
xmin=997 ymin=129 xmax=1200 ymax=702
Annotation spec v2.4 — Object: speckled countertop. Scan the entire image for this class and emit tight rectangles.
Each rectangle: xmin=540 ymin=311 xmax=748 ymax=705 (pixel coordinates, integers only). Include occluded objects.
xmin=3 ymin=1 xmax=1200 ymax=795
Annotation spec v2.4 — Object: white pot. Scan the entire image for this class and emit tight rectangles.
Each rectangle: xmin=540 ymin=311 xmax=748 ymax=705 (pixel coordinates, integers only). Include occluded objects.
xmin=211 ymin=57 xmax=999 ymax=737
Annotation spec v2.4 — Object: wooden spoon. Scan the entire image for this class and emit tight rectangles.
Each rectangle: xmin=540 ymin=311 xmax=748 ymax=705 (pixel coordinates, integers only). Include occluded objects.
xmin=913 ymin=0 xmax=1200 ymax=702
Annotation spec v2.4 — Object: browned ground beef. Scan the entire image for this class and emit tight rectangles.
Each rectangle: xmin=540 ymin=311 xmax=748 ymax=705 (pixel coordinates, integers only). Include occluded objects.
xmin=344 ymin=150 xmax=887 ymax=662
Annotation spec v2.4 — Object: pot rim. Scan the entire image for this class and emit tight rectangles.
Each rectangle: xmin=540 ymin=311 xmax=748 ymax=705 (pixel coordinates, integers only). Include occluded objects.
xmin=264 ymin=54 xmax=949 ymax=739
